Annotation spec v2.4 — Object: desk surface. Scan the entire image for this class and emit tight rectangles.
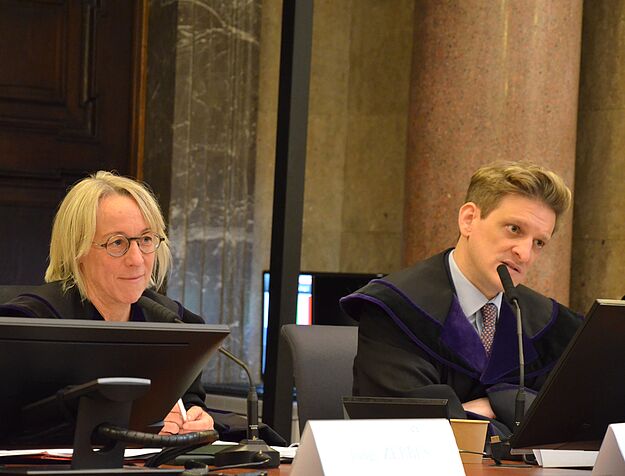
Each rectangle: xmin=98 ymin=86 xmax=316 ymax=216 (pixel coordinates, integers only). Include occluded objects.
xmin=244 ymin=459 xmax=592 ymax=475
xmin=463 ymin=460 xmax=591 ymax=475
xmin=0 ymin=459 xmax=593 ymax=474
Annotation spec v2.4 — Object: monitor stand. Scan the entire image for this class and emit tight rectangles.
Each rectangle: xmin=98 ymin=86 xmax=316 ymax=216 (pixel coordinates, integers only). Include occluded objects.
xmin=0 ymin=379 xmax=180 ymax=475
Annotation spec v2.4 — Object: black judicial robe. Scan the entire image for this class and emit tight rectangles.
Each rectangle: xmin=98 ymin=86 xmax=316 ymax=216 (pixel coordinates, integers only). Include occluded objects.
xmin=340 ymin=250 xmax=582 ymax=434
xmin=0 ymin=282 xmax=287 ymax=445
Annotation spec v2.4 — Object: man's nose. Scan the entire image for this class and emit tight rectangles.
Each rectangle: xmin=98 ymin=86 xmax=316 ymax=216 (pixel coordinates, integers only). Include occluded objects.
xmin=513 ymin=238 xmax=533 ymax=263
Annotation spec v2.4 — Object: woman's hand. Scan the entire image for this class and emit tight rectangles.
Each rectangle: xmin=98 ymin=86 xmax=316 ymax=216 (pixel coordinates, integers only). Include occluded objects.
xmin=159 ymin=403 xmax=215 ymax=435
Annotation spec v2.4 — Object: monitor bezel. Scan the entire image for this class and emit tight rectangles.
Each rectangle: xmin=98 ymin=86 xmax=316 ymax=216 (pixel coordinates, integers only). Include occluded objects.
xmin=0 ymin=316 xmax=229 ymax=449
xmin=511 ymin=299 xmax=625 ymax=451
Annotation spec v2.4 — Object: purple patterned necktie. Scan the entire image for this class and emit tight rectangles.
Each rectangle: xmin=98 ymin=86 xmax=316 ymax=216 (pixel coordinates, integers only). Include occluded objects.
xmin=480 ymin=303 xmax=497 ymax=356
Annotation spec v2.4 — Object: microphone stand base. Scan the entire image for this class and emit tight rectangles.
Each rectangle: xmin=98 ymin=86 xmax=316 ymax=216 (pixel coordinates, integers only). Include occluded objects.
xmin=490 ymin=436 xmax=523 ymax=464
xmin=214 ymin=439 xmax=280 ymax=468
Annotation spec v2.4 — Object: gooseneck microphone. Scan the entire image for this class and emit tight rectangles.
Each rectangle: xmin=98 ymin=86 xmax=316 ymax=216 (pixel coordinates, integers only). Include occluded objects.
xmin=214 ymin=348 xmax=280 ymax=468
xmin=137 ymin=296 xmax=280 ymax=468
xmin=496 ymin=264 xmax=525 ymax=429
xmin=218 ymin=347 xmax=260 ymax=440
xmin=137 ymin=296 xmax=184 ymax=324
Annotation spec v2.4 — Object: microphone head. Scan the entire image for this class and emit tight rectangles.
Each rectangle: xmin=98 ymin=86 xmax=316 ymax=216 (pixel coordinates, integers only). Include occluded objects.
xmin=137 ymin=296 xmax=182 ymax=323
xmin=497 ymin=264 xmax=520 ymax=303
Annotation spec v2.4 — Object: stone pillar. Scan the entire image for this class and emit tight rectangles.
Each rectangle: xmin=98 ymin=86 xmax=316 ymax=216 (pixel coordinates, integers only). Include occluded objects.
xmin=571 ymin=2 xmax=625 ymax=313
xmin=168 ymin=0 xmax=262 ymax=382
xmin=255 ymin=1 xmax=415 ymax=278
xmin=404 ymin=0 xmax=583 ymax=305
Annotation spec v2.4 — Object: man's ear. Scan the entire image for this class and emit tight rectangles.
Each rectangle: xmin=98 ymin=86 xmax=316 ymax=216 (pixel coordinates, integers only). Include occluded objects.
xmin=458 ymin=202 xmax=479 ymax=237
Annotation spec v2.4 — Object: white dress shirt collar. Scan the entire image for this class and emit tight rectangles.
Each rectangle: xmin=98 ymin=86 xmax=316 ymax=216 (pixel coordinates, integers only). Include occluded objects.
xmin=448 ymin=250 xmax=503 ymax=320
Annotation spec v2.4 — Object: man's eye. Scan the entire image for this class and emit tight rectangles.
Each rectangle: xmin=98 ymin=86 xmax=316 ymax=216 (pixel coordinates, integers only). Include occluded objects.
xmin=507 ymin=224 xmax=520 ymax=234
xmin=535 ymin=240 xmax=545 ymax=249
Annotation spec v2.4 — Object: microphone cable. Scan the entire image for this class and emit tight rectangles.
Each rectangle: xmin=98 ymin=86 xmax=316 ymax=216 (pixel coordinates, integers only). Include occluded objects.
xmin=96 ymin=424 xmax=218 ymax=447
xmin=144 ymin=443 xmax=214 ymax=468
xmin=95 ymin=424 xmax=219 ymax=469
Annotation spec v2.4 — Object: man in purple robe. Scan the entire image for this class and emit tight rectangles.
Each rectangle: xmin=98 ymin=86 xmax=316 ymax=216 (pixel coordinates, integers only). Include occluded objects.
xmin=341 ymin=162 xmax=582 ymax=436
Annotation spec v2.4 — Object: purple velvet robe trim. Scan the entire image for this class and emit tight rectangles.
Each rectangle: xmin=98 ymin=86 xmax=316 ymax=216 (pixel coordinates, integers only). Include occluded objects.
xmin=532 ymin=298 xmax=559 ymax=340
xmin=480 ymin=302 xmax=538 ymax=384
xmin=481 ymin=305 xmax=555 ymax=382
xmin=0 ymin=304 xmax=37 ymax=317
xmin=439 ymin=297 xmax=489 ymax=371
xmin=368 ymin=279 xmax=440 ymax=325
xmin=344 ymin=292 xmax=481 ymax=378
xmin=371 ymin=279 xmax=533 ymax=379
xmin=175 ymin=300 xmax=185 ymax=318
xmin=370 ymin=278 xmax=543 ymax=381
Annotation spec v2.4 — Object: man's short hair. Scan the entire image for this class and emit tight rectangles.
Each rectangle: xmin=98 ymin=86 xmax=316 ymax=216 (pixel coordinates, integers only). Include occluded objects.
xmin=465 ymin=162 xmax=572 ymax=226
xmin=45 ymin=171 xmax=171 ymax=299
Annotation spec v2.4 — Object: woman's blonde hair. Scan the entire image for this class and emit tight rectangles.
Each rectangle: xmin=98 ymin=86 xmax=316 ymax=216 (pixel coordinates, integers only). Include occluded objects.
xmin=45 ymin=171 xmax=171 ymax=298
xmin=465 ymin=162 xmax=572 ymax=230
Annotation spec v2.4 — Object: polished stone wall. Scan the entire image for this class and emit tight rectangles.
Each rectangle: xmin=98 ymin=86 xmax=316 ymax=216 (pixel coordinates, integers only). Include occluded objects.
xmin=166 ymin=0 xmax=262 ymax=383
xmin=404 ymin=0 xmax=583 ymax=305
xmin=147 ymin=0 xmax=414 ymax=384
xmin=148 ymin=0 xmax=613 ymax=387
xmin=571 ymin=1 xmax=625 ymax=313
xmin=338 ymin=1 xmax=414 ymax=274
xmin=255 ymin=0 xmax=414 ymax=281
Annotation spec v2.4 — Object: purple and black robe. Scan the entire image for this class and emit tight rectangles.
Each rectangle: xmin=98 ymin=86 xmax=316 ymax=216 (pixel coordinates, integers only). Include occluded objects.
xmin=340 ymin=250 xmax=582 ymax=434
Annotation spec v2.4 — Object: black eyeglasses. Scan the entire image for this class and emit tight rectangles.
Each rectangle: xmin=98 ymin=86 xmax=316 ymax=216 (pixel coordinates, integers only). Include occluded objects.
xmin=95 ymin=232 xmax=164 ymax=257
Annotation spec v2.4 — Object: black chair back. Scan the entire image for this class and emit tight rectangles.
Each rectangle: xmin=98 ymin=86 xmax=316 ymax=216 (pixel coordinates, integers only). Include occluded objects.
xmin=281 ymin=324 xmax=358 ymax=434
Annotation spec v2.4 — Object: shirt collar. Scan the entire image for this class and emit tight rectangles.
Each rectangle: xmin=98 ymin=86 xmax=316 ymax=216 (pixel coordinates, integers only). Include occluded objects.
xmin=448 ymin=250 xmax=503 ymax=318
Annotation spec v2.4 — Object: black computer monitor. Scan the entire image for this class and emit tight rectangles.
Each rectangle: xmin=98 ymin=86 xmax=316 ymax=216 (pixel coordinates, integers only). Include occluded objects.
xmin=0 ymin=316 xmax=229 ymax=448
xmin=511 ymin=299 xmax=625 ymax=451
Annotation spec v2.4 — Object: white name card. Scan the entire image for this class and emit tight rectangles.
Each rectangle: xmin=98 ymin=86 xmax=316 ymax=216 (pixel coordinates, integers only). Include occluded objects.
xmin=291 ymin=419 xmax=465 ymax=476
xmin=592 ymin=423 xmax=625 ymax=475
xmin=534 ymin=449 xmax=598 ymax=468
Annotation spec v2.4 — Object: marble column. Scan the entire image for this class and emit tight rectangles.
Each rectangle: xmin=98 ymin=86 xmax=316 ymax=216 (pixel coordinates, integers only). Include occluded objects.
xmin=255 ymin=0 xmax=415 ymax=280
xmin=571 ymin=2 xmax=625 ymax=313
xmin=404 ymin=0 xmax=583 ymax=305
xmin=168 ymin=0 xmax=262 ymax=382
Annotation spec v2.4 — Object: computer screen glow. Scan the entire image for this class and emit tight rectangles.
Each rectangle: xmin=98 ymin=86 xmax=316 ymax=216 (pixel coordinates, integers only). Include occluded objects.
xmin=261 ymin=272 xmax=312 ymax=373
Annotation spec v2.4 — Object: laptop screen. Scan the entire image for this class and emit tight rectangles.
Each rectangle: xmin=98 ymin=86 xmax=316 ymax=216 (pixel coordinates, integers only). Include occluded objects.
xmin=342 ymin=396 xmax=450 ymax=420
xmin=511 ymin=299 xmax=625 ymax=451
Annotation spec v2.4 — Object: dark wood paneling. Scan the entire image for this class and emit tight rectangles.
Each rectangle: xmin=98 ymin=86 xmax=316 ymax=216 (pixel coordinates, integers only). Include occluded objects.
xmin=0 ymin=170 xmax=79 ymax=284
xmin=0 ymin=0 xmax=146 ymax=284
xmin=0 ymin=0 xmax=67 ymax=104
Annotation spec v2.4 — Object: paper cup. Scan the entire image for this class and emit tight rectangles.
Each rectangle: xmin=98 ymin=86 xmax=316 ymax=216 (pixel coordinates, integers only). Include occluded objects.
xmin=450 ymin=419 xmax=489 ymax=464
